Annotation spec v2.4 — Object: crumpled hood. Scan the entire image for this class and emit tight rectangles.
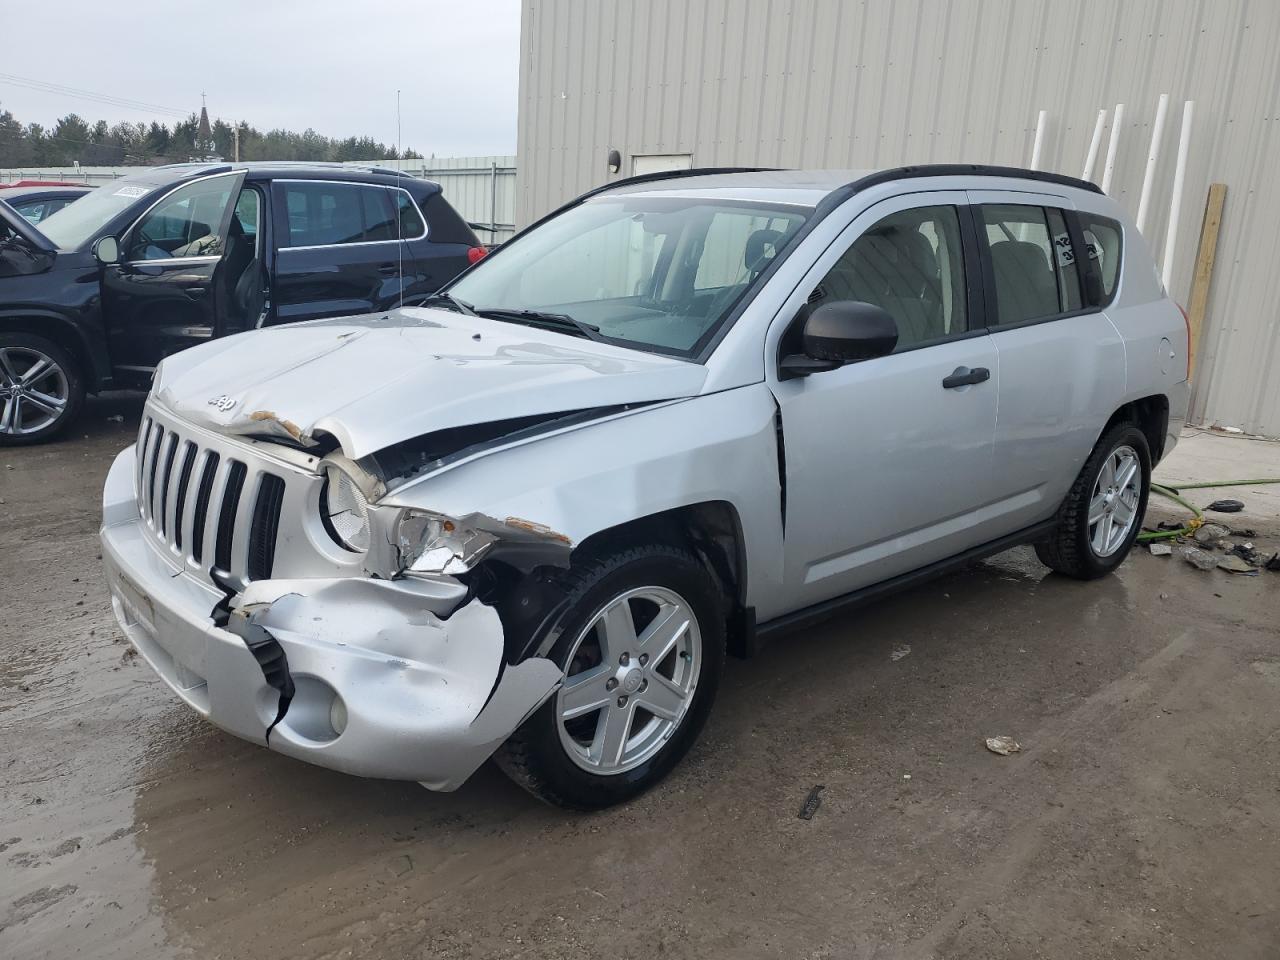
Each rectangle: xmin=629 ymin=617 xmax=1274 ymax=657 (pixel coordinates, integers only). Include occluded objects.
xmin=152 ymin=307 xmax=707 ymax=458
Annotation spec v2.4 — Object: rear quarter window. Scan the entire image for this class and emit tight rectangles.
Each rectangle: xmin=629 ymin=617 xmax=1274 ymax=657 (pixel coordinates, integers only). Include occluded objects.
xmin=1077 ymin=213 xmax=1123 ymax=305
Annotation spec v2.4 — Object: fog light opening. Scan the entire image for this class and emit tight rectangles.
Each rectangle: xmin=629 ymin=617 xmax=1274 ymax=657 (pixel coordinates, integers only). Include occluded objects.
xmin=329 ymin=695 xmax=348 ymax=736
xmin=278 ymin=676 xmax=344 ymax=743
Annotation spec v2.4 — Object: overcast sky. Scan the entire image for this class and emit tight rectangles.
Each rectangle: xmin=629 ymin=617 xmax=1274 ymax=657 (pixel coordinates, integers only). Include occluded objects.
xmin=1 ymin=0 xmax=521 ymax=157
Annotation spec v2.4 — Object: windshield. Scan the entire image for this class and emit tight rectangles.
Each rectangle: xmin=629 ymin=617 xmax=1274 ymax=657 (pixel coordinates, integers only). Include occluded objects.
xmin=37 ymin=181 xmax=159 ymax=250
xmin=449 ymin=196 xmax=810 ymax=357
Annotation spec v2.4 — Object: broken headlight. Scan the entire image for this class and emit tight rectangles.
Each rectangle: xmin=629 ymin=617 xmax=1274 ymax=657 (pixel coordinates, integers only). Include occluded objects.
xmin=396 ymin=511 xmax=497 ymax=576
xmin=320 ymin=462 xmax=371 ymax=553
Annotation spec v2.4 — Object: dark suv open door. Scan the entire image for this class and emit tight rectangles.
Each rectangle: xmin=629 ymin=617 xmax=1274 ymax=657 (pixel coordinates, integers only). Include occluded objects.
xmin=100 ymin=171 xmax=246 ymax=375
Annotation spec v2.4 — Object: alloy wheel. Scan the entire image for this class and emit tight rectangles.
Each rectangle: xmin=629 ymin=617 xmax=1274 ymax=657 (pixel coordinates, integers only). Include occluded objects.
xmin=556 ymin=586 xmax=703 ymax=775
xmin=0 ymin=345 xmax=69 ymax=436
xmin=1088 ymin=443 xmax=1141 ymax=557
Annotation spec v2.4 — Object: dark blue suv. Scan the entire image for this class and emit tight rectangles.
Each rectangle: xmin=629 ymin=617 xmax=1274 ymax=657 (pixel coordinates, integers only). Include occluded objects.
xmin=0 ymin=162 xmax=486 ymax=444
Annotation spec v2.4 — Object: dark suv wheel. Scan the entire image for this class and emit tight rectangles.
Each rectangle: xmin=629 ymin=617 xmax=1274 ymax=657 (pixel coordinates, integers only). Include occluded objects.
xmin=1036 ymin=422 xmax=1151 ymax=579
xmin=494 ymin=543 xmax=726 ymax=809
xmin=0 ymin=333 xmax=84 ymax=445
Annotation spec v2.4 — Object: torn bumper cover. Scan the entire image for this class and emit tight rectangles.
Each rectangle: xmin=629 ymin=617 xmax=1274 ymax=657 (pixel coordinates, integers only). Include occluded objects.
xmin=99 ymin=446 xmax=562 ymax=790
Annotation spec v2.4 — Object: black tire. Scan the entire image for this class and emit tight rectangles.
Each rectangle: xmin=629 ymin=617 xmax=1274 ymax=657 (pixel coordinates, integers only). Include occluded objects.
xmin=1036 ymin=422 xmax=1151 ymax=579
xmin=0 ymin=333 xmax=85 ymax=446
xmin=494 ymin=544 xmax=727 ymax=810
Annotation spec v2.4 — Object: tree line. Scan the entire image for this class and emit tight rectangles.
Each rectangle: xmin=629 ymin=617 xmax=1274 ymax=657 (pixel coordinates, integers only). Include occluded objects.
xmin=0 ymin=105 xmax=423 ymax=168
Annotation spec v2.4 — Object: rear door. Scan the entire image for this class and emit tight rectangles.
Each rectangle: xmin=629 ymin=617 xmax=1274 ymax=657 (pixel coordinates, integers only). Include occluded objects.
xmin=968 ymin=191 xmax=1127 ymax=534
xmin=269 ymin=179 xmax=408 ymax=324
xmin=100 ymin=171 xmax=245 ymax=371
xmin=771 ymin=192 xmax=999 ymax=608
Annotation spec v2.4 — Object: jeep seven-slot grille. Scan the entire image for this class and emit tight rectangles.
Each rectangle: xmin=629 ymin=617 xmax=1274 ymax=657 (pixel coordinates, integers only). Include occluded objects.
xmin=135 ymin=415 xmax=286 ymax=584
xmin=247 ymin=475 xmax=286 ymax=582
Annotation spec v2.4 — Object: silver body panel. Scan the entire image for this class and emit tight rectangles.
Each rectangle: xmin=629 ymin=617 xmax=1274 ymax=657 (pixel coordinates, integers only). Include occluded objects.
xmin=102 ymin=169 xmax=1190 ymax=787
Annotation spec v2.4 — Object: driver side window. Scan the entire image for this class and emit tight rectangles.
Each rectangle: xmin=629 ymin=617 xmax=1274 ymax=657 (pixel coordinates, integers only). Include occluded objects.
xmin=126 ymin=176 xmax=236 ymax=262
xmin=810 ymin=205 xmax=968 ymax=350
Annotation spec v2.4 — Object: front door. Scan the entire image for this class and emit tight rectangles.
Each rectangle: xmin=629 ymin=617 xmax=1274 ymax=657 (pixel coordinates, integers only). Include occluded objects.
xmin=771 ymin=193 xmax=999 ymax=609
xmin=101 ymin=171 xmax=245 ymax=374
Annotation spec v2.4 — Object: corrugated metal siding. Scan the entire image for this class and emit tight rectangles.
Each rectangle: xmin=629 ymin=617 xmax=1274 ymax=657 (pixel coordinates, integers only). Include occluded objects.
xmin=370 ymin=157 xmax=517 ymax=242
xmin=517 ymin=0 xmax=1280 ymax=434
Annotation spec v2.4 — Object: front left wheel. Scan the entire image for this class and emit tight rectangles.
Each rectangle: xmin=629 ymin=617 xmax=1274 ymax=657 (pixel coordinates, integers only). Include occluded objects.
xmin=0 ymin=333 xmax=85 ymax=445
xmin=494 ymin=544 xmax=726 ymax=809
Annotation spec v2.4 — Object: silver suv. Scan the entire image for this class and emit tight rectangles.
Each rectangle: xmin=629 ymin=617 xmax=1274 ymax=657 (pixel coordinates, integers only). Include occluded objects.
xmin=101 ymin=166 xmax=1190 ymax=808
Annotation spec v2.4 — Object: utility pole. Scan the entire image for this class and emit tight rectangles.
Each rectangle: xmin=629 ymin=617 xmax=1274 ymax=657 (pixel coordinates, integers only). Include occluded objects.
xmin=233 ymin=124 xmax=240 ymax=162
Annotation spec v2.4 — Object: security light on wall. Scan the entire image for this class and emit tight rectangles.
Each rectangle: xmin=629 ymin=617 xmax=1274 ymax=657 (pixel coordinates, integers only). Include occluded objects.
xmin=607 ymin=149 xmax=621 ymax=174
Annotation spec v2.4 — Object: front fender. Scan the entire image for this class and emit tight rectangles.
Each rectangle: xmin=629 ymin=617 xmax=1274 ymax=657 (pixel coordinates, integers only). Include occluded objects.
xmin=380 ymin=384 xmax=785 ymax=608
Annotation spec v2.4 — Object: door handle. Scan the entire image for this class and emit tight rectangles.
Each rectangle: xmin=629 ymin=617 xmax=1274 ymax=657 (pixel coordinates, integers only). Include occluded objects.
xmin=377 ymin=263 xmax=399 ymax=275
xmin=942 ymin=366 xmax=990 ymax=389
xmin=184 ymin=286 xmax=208 ymax=299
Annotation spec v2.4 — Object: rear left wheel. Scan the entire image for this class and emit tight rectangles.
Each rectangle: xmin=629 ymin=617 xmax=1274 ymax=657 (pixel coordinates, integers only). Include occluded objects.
xmin=1036 ymin=422 xmax=1151 ymax=579
xmin=0 ymin=333 xmax=84 ymax=445
xmin=494 ymin=544 xmax=726 ymax=809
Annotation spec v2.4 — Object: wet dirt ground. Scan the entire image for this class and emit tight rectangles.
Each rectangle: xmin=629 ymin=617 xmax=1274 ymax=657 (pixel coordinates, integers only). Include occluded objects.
xmin=3 ymin=395 xmax=1278 ymax=960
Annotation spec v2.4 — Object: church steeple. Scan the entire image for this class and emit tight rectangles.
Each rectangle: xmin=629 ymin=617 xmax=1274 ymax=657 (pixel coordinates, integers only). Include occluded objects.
xmin=193 ymin=93 xmax=219 ymax=160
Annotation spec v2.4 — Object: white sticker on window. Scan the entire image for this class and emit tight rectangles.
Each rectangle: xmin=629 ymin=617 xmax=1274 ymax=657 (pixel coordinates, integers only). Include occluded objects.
xmin=1053 ymin=232 xmax=1076 ymax=266
xmin=113 ymin=185 xmax=149 ymax=198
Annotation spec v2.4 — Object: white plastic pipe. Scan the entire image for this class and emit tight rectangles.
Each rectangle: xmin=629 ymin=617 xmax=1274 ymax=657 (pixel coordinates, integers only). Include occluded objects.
xmin=1161 ymin=100 xmax=1195 ymax=290
xmin=1136 ymin=93 xmax=1169 ymax=233
xmin=1082 ymin=109 xmax=1107 ymax=181
xmin=1101 ymin=102 xmax=1124 ymax=193
xmin=1029 ymin=109 xmax=1048 ymax=170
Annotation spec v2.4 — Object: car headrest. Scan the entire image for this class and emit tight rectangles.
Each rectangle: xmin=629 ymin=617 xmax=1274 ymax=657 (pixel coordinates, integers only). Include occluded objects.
xmin=991 ymin=239 xmax=1051 ymax=277
xmin=745 ymin=228 xmax=785 ymax=273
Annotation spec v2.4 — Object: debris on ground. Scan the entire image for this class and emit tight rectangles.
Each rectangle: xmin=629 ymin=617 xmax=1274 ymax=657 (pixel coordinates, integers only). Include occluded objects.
xmin=1148 ymin=543 xmax=1173 ymax=556
xmin=1206 ymin=498 xmax=1245 ymax=513
xmin=797 ymin=785 xmax=825 ymax=820
xmin=106 ymin=414 xmax=124 ymax=423
xmin=1232 ymin=543 xmax=1265 ymax=566
xmin=1266 ymin=553 xmax=1280 ymax=572
xmin=890 ymin=645 xmax=911 ymax=661
xmin=1156 ymin=519 xmax=1186 ymax=531
xmin=1182 ymin=546 xmax=1219 ymax=570
xmin=1193 ymin=523 xmax=1232 ymax=544
xmin=985 ymin=736 xmax=1021 ymax=756
xmin=1217 ymin=554 xmax=1259 ymax=575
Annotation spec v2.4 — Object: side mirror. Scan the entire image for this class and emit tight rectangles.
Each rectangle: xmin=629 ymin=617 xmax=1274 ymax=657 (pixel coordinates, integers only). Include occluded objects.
xmin=92 ymin=235 xmax=119 ymax=265
xmin=778 ymin=300 xmax=898 ymax=379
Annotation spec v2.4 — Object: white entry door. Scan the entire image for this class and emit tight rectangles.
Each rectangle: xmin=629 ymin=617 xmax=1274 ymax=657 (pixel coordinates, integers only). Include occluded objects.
xmin=631 ymin=154 xmax=693 ymax=176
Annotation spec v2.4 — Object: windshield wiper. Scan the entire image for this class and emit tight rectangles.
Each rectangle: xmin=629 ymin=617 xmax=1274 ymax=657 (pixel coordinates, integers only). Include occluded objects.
xmin=475 ymin=307 xmax=606 ymax=342
xmin=416 ymin=292 xmax=478 ymax=316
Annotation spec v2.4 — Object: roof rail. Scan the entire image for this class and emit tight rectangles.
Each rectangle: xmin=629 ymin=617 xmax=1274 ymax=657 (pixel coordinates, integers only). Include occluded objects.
xmin=852 ymin=163 xmax=1103 ymax=194
xmin=587 ymin=166 xmax=780 ymax=199
xmin=507 ymin=167 xmax=780 ymax=237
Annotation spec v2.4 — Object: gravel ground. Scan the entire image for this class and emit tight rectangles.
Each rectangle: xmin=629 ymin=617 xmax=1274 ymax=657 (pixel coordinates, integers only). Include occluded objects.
xmin=2 ymin=394 xmax=1278 ymax=960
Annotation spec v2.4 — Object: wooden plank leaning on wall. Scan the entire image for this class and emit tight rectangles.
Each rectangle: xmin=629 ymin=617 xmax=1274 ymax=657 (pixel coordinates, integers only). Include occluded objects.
xmin=1186 ymin=183 xmax=1227 ymax=380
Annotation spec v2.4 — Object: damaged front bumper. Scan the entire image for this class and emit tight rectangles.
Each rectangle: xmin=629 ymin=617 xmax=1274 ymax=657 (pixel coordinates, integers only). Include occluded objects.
xmin=100 ymin=444 xmax=563 ymax=790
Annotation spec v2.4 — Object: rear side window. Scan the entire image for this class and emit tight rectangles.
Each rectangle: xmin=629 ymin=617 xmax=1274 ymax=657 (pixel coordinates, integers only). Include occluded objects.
xmin=394 ymin=190 xmax=426 ymax=238
xmin=1077 ymin=213 xmax=1123 ymax=304
xmin=280 ymin=182 xmax=398 ymax=248
xmin=981 ymin=204 xmax=1083 ymax=326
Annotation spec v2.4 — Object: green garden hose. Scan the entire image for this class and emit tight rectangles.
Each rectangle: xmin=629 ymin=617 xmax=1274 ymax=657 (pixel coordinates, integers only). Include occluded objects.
xmin=1138 ymin=477 xmax=1280 ymax=542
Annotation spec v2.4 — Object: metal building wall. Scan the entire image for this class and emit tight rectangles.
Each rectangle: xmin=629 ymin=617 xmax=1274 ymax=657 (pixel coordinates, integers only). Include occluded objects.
xmin=516 ymin=0 xmax=1280 ymax=435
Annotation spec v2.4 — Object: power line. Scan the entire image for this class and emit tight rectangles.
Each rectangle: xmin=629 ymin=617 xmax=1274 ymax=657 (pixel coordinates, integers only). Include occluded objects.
xmin=0 ymin=72 xmax=191 ymax=119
